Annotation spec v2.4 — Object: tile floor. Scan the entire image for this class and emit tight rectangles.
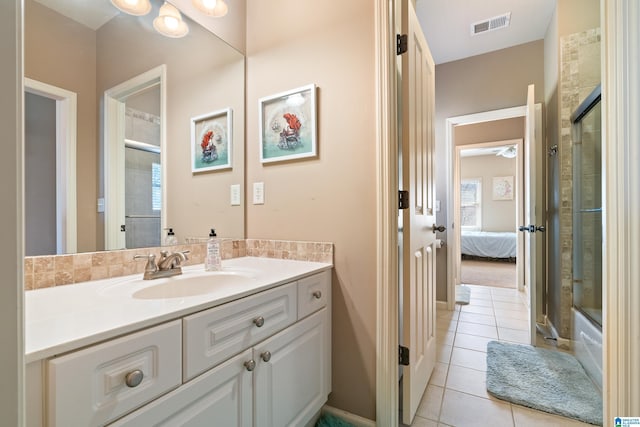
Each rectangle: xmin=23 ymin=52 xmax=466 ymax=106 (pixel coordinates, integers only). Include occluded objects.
xmin=403 ymin=284 xmax=595 ymax=427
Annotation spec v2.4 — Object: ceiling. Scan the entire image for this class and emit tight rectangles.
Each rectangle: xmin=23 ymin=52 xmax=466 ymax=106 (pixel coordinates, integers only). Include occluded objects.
xmin=415 ymin=0 xmax=557 ymax=64
xmin=34 ymin=0 xmax=119 ymax=30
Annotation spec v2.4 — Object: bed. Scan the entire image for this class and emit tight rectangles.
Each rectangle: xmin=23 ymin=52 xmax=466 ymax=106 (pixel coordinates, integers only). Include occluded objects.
xmin=461 ymin=230 xmax=517 ymax=259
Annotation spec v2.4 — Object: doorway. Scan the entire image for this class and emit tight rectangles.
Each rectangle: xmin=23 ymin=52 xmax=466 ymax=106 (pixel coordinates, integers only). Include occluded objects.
xmin=104 ymin=65 xmax=166 ymax=250
xmin=445 ymin=104 xmax=545 ymax=339
xmin=457 ymin=138 xmax=523 ymax=291
xmin=24 ymin=78 xmax=77 ymax=255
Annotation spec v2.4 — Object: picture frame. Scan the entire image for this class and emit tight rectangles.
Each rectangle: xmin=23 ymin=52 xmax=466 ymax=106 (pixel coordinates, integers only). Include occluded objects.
xmin=492 ymin=176 xmax=514 ymax=200
xmin=259 ymin=84 xmax=317 ymax=163
xmin=191 ymin=108 xmax=232 ymax=173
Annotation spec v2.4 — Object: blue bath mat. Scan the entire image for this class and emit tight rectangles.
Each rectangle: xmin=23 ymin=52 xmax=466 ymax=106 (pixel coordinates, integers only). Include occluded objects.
xmin=486 ymin=340 xmax=602 ymax=425
xmin=455 ymin=284 xmax=470 ymax=305
xmin=316 ymin=413 xmax=354 ymax=427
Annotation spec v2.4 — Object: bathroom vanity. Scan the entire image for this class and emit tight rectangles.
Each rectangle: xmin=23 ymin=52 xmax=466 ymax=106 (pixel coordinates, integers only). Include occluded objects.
xmin=25 ymin=257 xmax=332 ymax=427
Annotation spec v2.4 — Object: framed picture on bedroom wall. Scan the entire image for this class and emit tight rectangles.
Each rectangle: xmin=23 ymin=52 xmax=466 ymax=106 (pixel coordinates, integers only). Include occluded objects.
xmin=492 ymin=176 xmax=514 ymax=200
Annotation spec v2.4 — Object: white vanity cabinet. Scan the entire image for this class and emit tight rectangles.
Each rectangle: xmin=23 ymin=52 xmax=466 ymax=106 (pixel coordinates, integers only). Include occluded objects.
xmin=31 ymin=267 xmax=331 ymax=427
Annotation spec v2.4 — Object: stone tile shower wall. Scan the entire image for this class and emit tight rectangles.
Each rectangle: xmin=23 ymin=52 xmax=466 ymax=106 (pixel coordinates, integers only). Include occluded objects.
xmin=25 ymin=239 xmax=333 ymax=290
xmin=557 ymin=28 xmax=601 ymax=337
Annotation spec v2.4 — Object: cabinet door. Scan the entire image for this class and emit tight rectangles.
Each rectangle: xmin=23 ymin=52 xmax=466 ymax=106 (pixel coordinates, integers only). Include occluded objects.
xmin=254 ymin=308 xmax=328 ymax=427
xmin=110 ymin=349 xmax=253 ymax=427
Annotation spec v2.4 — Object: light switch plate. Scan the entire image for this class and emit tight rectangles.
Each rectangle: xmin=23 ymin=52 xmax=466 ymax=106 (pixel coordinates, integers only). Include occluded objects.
xmin=435 ymin=200 xmax=441 ymax=212
xmin=230 ymin=184 xmax=241 ymax=206
xmin=253 ymin=182 xmax=264 ymax=205
xmin=97 ymin=198 xmax=105 ymax=213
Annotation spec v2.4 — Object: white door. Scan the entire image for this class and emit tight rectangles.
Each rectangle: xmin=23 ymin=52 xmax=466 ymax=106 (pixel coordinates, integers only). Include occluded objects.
xmin=401 ymin=0 xmax=437 ymax=423
xmin=522 ymin=84 xmax=544 ymax=345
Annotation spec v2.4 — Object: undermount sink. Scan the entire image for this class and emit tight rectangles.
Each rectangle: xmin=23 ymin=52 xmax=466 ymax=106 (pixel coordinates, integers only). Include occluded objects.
xmin=133 ymin=271 xmax=256 ymax=299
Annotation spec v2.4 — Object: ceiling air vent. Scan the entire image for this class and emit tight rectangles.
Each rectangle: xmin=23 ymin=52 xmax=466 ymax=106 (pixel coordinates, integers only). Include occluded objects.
xmin=471 ymin=12 xmax=511 ymax=36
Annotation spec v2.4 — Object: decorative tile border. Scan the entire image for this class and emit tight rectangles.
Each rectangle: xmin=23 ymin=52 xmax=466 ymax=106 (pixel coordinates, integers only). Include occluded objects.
xmin=245 ymin=239 xmax=333 ymax=263
xmin=24 ymin=239 xmax=332 ymax=291
xmin=557 ymin=27 xmax=601 ymax=338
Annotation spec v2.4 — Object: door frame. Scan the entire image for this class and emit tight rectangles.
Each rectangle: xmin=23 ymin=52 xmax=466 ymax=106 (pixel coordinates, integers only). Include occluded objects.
xmin=24 ymin=78 xmax=77 ymax=254
xmin=103 ymin=65 xmax=166 ymax=250
xmin=445 ymin=107 xmax=526 ymax=309
xmin=374 ymin=0 xmax=400 ymax=425
xmin=454 ymin=138 xmax=524 ymax=291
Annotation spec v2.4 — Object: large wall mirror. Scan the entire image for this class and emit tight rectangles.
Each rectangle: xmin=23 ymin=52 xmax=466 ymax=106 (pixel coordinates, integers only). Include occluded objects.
xmin=24 ymin=0 xmax=245 ymax=256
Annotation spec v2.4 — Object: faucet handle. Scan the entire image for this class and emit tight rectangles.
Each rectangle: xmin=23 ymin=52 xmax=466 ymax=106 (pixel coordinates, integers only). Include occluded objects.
xmin=179 ymin=250 xmax=190 ymax=261
xmin=133 ymin=254 xmax=158 ymax=273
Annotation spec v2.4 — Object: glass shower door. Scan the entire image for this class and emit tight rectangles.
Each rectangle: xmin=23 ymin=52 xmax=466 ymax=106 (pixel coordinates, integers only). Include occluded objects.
xmin=572 ymin=86 xmax=602 ymax=328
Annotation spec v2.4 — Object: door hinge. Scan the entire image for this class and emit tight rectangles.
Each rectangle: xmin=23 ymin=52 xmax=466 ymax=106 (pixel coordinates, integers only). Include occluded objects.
xmin=397 ymin=34 xmax=408 ymax=55
xmin=399 ymin=346 xmax=410 ymax=366
xmin=399 ymin=190 xmax=409 ymax=210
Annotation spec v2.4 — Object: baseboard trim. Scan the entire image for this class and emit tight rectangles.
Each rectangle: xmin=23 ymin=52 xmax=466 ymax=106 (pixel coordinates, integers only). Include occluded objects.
xmin=436 ymin=300 xmax=448 ymax=311
xmin=322 ymin=405 xmax=376 ymax=427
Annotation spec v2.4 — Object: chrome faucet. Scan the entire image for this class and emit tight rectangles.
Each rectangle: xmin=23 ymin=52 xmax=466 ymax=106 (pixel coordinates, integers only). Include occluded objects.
xmin=134 ymin=250 xmax=190 ymax=280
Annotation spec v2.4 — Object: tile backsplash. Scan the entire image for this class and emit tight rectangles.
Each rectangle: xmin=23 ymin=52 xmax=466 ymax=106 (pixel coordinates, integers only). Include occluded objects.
xmin=24 ymin=239 xmax=333 ymax=291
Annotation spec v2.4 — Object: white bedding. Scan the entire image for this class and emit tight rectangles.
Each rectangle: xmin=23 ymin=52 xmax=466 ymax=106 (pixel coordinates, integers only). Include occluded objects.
xmin=461 ymin=230 xmax=517 ymax=258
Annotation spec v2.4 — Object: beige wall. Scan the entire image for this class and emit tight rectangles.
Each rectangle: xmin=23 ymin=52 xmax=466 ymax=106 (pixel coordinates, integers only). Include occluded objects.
xmin=454 ymin=117 xmax=524 ymax=146
xmin=435 ymin=41 xmax=545 ymax=300
xmin=246 ymin=0 xmax=377 ymax=419
xmin=460 ymin=155 xmax=518 ymax=232
xmin=24 ymin=0 xmax=98 ymax=252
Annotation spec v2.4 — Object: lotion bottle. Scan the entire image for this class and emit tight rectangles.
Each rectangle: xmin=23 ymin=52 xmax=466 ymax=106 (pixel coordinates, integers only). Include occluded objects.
xmin=164 ymin=228 xmax=178 ymax=246
xmin=205 ymin=228 xmax=222 ymax=271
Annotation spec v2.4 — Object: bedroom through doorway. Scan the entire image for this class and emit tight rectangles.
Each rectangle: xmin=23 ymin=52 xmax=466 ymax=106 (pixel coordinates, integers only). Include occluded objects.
xmin=456 ymin=127 xmax=524 ymax=290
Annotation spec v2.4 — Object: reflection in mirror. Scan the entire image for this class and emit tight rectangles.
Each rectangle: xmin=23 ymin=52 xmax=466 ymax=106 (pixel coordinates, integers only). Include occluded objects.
xmin=25 ymin=0 xmax=245 ymax=254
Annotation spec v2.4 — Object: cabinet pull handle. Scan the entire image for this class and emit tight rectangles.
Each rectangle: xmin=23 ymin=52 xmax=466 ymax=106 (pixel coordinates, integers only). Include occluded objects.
xmin=244 ymin=360 xmax=256 ymax=371
xmin=253 ymin=316 xmax=265 ymax=327
xmin=125 ymin=370 xmax=144 ymax=388
xmin=312 ymin=290 xmax=322 ymax=299
xmin=261 ymin=351 xmax=272 ymax=362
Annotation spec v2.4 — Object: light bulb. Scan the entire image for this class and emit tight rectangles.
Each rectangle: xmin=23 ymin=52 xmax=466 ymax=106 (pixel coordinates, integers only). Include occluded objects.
xmin=110 ymin=0 xmax=151 ymax=16
xmin=164 ymin=15 xmax=178 ymax=30
xmin=153 ymin=2 xmax=189 ymax=38
xmin=203 ymin=0 xmax=217 ymax=9
xmin=192 ymin=0 xmax=228 ymax=17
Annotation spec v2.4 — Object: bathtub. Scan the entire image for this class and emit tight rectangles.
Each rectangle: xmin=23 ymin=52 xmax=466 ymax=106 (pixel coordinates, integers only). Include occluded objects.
xmin=572 ymin=307 xmax=603 ymax=391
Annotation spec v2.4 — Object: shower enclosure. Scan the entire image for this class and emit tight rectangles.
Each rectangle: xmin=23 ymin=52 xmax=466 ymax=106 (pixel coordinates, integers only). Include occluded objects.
xmin=572 ymin=84 xmax=602 ymax=328
xmin=571 ymin=84 xmax=602 ymax=390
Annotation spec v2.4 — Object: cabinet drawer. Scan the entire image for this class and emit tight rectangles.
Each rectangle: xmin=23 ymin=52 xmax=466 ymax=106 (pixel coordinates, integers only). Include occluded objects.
xmin=47 ymin=320 xmax=182 ymax=427
xmin=297 ymin=270 xmax=330 ymax=319
xmin=183 ymin=282 xmax=297 ymax=381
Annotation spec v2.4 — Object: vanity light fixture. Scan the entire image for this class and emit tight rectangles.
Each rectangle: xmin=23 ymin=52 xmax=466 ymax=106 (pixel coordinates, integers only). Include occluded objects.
xmin=153 ymin=2 xmax=189 ymax=38
xmin=110 ymin=0 xmax=152 ymax=16
xmin=192 ymin=0 xmax=229 ymax=17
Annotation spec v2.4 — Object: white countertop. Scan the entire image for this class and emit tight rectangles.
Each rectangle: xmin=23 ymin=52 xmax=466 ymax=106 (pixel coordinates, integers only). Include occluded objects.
xmin=25 ymin=257 xmax=332 ymax=363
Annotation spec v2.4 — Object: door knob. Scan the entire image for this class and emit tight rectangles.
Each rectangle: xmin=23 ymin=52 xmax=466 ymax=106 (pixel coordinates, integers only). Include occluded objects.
xmin=518 ymin=225 xmax=545 ymax=233
xmin=253 ymin=316 xmax=265 ymax=327
xmin=432 ymin=224 xmax=446 ymax=233
xmin=261 ymin=351 xmax=272 ymax=362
